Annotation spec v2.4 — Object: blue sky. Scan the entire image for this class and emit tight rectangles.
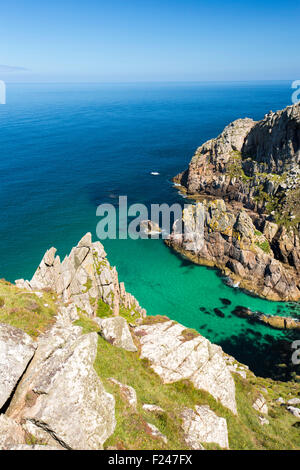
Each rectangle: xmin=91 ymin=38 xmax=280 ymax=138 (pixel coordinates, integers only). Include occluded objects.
xmin=1 ymin=0 xmax=299 ymax=82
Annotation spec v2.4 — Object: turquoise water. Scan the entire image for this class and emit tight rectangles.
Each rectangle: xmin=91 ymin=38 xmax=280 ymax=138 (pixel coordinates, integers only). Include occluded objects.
xmin=0 ymin=82 xmax=298 ymax=376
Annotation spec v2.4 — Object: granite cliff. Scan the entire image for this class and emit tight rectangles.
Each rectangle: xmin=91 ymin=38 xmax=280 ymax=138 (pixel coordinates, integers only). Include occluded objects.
xmin=0 ymin=234 xmax=299 ymax=450
xmin=171 ymin=103 xmax=300 ymax=301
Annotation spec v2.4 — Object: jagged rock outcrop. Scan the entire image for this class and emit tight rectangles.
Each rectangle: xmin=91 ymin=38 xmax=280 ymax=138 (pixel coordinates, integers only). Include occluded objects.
xmin=242 ymin=104 xmax=300 ymax=173
xmin=252 ymin=395 xmax=268 ymax=415
xmin=0 ymin=324 xmax=37 ymax=409
xmin=98 ymin=317 xmax=137 ymax=352
xmin=139 ymin=220 xmax=162 ymax=236
xmin=134 ymin=320 xmax=237 ymax=414
xmin=174 ymin=103 xmax=300 ymax=222
xmin=6 ymin=308 xmax=116 ymax=450
xmin=0 ymin=415 xmax=25 ymax=450
xmin=16 ymin=233 xmax=146 ymax=319
xmin=172 ymin=104 xmax=300 ymax=300
xmin=181 ymin=405 xmax=229 ymax=449
xmin=166 ymin=199 xmax=300 ymax=301
xmin=175 ymin=117 xmax=255 ymax=195
xmin=108 ymin=378 xmax=137 ymax=409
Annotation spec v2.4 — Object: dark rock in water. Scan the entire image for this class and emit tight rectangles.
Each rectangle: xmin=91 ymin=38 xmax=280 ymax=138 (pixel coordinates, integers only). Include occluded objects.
xmin=245 ymin=328 xmax=254 ymax=334
xmin=199 ymin=307 xmax=210 ymax=315
xmin=231 ymin=306 xmax=300 ymax=330
xmin=214 ymin=308 xmax=225 ymax=318
xmin=220 ymin=298 xmax=231 ymax=306
xmin=231 ymin=306 xmax=253 ymax=318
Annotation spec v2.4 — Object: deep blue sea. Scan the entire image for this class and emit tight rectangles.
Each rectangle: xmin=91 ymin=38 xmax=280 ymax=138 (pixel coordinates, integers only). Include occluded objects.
xmin=0 ymin=81 xmax=298 ymax=376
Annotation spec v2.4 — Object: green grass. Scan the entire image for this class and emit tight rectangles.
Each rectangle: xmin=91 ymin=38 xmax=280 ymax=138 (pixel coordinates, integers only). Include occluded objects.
xmin=181 ymin=328 xmax=199 ymax=342
xmin=90 ymin=326 xmax=300 ymax=450
xmin=97 ymin=298 xmax=113 ymax=318
xmin=226 ymin=151 xmax=250 ymax=182
xmin=255 ymin=240 xmax=271 ymax=254
xmin=142 ymin=315 xmax=170 ymax=325
xmin=74 ymin=312 xmax=100 ymax=334
xmin=0 ymin=280 xmax=57 ymax=338
xmin=119 ymin=305 xmax=141 ymax=323
xmin=82 ymin=278 xmax=93 ymax=293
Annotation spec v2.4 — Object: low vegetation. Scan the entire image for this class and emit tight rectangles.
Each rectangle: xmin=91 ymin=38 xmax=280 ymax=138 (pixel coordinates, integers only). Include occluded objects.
xmin=96 ymin=298 xmax=113 ymax=318
xmin=255 ymin=239 xmax=271 ymax=254
xmin=92 ymin=321 xmax=300 ymax=450
xmin=0 ymin=280 xmax=57 ymax=338
xmin=0 ymin=281 xmax=299 ymax=450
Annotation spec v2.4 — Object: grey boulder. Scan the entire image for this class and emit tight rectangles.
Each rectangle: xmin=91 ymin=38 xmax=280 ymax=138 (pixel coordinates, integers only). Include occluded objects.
xmin=181 ymin=405 xmax=229 ymax=449
xmin=7 ymin=327 xmax=116 ymax=450
xmin=0 ymin=323 xmax=36 ymax=409
xmin=0 ymin=415 xmax=25 ymax=450
xmin=99 ymin=317 xmax=137 ymax=352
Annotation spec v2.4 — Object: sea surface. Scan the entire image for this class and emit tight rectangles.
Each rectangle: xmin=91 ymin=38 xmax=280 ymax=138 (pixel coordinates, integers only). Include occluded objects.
xmin=0 ymin=81 xmax=299 ymax=377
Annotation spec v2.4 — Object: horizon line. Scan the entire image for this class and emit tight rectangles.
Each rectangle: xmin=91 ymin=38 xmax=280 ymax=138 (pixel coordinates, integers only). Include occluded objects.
xmin=3 ymin=79 xmax=296 ymax=85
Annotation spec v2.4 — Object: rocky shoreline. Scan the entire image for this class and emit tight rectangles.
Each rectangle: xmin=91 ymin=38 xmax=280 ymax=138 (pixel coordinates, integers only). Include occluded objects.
xmin=230 ymin=305 xmax=300 ymax=331
xmin=168 ymin=103 xmax=300 ymax=302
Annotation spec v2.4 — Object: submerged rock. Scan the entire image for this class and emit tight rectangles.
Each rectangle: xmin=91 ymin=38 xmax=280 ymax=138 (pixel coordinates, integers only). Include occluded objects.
xmin=220 ymin=298 xmax=231 ymax=306
xmin=7 ymin=321 xmax=116 ymax=450
xmin=139 ymin=220 xmax=161 ymax=236
xmin=214 ymin=308 xmax=225 ymax=318
xmin=231 ymin=306 xmax=300 ymax=331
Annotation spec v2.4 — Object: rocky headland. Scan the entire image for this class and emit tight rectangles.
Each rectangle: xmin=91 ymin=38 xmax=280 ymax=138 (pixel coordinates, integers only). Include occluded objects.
xmin=170 ymin=103 xmax=300 ymax=301
xmin=0 ymin=234 xmax=299 ymax=450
